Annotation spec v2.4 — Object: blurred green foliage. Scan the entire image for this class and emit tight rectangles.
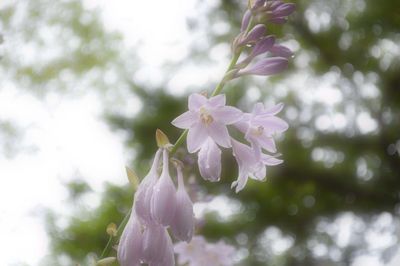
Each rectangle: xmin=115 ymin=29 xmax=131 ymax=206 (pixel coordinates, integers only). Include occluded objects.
xmin=1 ymin=0 xmax=400 ymax=265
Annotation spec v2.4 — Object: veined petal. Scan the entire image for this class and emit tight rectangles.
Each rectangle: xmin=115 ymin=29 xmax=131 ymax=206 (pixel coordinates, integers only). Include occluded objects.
xmin=251 ymin=36 xmax=275 ymax=58
xmin=239 ymin=57 xmax=288 ymax=76
xmin=171 ymin=111 xmax=198 ymax=129
xmin=254 ymin=116 xmax=289 ymax=133
xmin=151 ymin=150 xmax=177 ymax=226
xmin=262 ymin=155 xmax=283 ymax=165
xmin=187 ymin=123 xmax=208 ymax=153
xmin=261 ymin=103 xmax=284 ymax=115
xmin=270 ymin=44 xmax=293 ymax=58
xmin=208 ymin=94 xmax=226 ymax=107
xmin=232 ymin=169 xmax=249 ymax=193
xmin=212 ymin=106 xmax=243 ymax=124
xmin=207 ymin=122 xmax=231 ymax=148
xmin=117 ymin=213 xmax=143 ymax=266
xmin=198 ymin=138 xmax=222 ymax=182
xmin=241 ymin=10 xmax=251 ymax=32
xmin=188 ymin=93 xmax=207 ymax=111
xmin=170 ymin=166 xmax=195 ymax=242
xmin=234 ymin=119 xmax=249 ymax=133
xmin=257 ymin=135 xmax=277 ymax=153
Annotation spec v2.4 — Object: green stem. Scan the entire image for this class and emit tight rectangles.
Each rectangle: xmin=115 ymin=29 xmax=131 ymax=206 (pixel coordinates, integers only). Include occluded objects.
xmin=170 ymin=18 xmax=254 ymax=155
xmin=100 ymin=208 xmax=132 ymax=259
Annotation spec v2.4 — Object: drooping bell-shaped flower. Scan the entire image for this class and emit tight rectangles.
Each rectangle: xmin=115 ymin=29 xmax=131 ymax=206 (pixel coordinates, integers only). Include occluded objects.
xmin=134 ymin=149 xmax=161 ymax=224
xmin=149 ymin=227 xmax=175 ymax=266
xmin=235 ymin=102 xmax=288 ymax=159
xmin=231 ymin=139 xmax=283 ymax=193
xmin=170 ymin=164 xmax=195 ymax=242
xmin=142 ymin=224 xmax=170 ymax=264
xmin=172 ymin=93 xmax=242 ymax=153
xmin=117 ymin=212 xmax=143 ymax=266
xmin=197 ymin=138 xmax=221 ymax=182
xmin=151 ymin=149 xmax=177 ymax=226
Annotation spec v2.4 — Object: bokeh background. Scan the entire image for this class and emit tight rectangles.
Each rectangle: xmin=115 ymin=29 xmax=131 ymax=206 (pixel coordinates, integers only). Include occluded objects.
xmin=0 ymin=0 xmax=399 ymax=265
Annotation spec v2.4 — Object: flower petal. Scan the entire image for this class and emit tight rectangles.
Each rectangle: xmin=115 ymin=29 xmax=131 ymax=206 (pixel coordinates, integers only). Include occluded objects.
xmin=207 ymin=122 xmax=231 ymax=148
xmin=171 ymin=111 xmax=197 ymax=129
xmin=208 ymin=94 xmax=226 ymax=107
xmin=198 ymin=138 xmax=221 ymax=182
xmin=262 ymin=103 xmax=284 ymax=115
xmin=212 ymin=106 xmax=243 ymax=124
xmin=257 ymin=135 xmax=277 ymax=153
xmin=188 ymin=93 xmax=207 ymax=111
xmin=187 ymin=123 xmax=208 ymax=153
xmin=239 ymin=57 xmax=288 ymax=76
xmin=262 ymin=155 xmax=283 ymax=165
xmin=254 ymin=116 xmax=289 ymax=133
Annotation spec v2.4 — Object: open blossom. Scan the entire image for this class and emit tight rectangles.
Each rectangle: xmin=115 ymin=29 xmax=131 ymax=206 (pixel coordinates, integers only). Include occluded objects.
xmin=235 ymin=102 xmax=288 ymax=159
xmin=172 ymin=93 xmax=242 ymax=153
xmin=231 ymin=139 xmax=283 ymax=193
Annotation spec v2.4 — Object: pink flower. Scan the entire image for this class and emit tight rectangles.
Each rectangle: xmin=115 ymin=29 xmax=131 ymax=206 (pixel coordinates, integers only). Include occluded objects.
xmin=231 ymin=139 xmax=283 ymax=193
xmin=172 ymin=93 xmax=242 ymax=153
xmin=235 ymin=102 xmax=288 ymax=159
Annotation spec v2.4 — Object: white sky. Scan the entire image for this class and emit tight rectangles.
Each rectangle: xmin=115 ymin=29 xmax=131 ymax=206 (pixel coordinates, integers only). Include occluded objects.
xmin=0 ymin=0 xmax=398 ymax=265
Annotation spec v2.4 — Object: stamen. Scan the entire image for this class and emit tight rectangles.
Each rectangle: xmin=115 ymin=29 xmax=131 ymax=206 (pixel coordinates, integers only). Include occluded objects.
xmin=200 ymin=107 xmax=214 ymax=125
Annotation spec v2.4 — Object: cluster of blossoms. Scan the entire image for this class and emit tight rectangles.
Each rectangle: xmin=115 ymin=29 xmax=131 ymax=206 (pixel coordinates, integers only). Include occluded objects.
xmin=174 ymin=236 xmax=236 ymax=266
xmin=112 ymin=1 xmax=295 ymax=266
xmin=172 ymin=0 xmax=294 ymax=193
xmin=118 ymin=149 xmax=195 ymax=266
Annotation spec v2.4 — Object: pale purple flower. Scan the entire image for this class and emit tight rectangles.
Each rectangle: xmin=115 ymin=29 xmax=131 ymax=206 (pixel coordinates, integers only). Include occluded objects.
xmin=240 ymin=10 xmax=251 ymax=32
xmin=250 ymin=35 xmax=276 ymax=58
xmin=235 ymin=102 xmax=288 ymax=159
xmin=174 ymin=236 xmax=237 ymax=266
xmin=237 ymin=57 xmax=288 ymax=76
xmin=117 ymin=212 xmax=143 ymax=266
xmin=270 ymin=43 xmax=293 ymax=58
xmin=134 ymin=149 xmax=161 ymax=224
xmin=170 ymin=164 xmax=195 ymax=242
xmin=250 ymin=0 xmax=296 ymax=24
xmin=231 ymin=139 xmax=283 ymax=193
xmin=142 ymin=224 xmax=172 ymax=265
xmin=172 ymin=93 xmax=242 ymax=153
xmin=197 ymin=138 xmax=221 ymax=182
xmin=237 ymin=24 xmax=266 ymax=46
xmin=151 ymin=149 xmax=177 ymax=226
xmin=148 ymin=228 xmax=175 ymax=266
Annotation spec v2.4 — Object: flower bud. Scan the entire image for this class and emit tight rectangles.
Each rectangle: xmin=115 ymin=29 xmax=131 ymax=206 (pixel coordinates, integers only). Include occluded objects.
xmin=117 ymin=213 xmax=143 ymax=266
xmin=238 ymin=57 xmax=288 ymax=76
xmin=251 ymin=36 xmax=275 ymax=57
xmin=134 ymin=149 xmax=161 ymax=224
xmin=170 ymin=165 xmax=195 ymax=242
xmin=142 ymin=224 xmax=169 ymax=264
xmin=238 ymin=24 xmax=266 ymax=46
xmin=151 ymin=149 xmax=177 ymax=226
xmin=240 ymin=10 xmax=251 ymax=32
xmin=270 ymin=44 xmax=293 ymax=58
